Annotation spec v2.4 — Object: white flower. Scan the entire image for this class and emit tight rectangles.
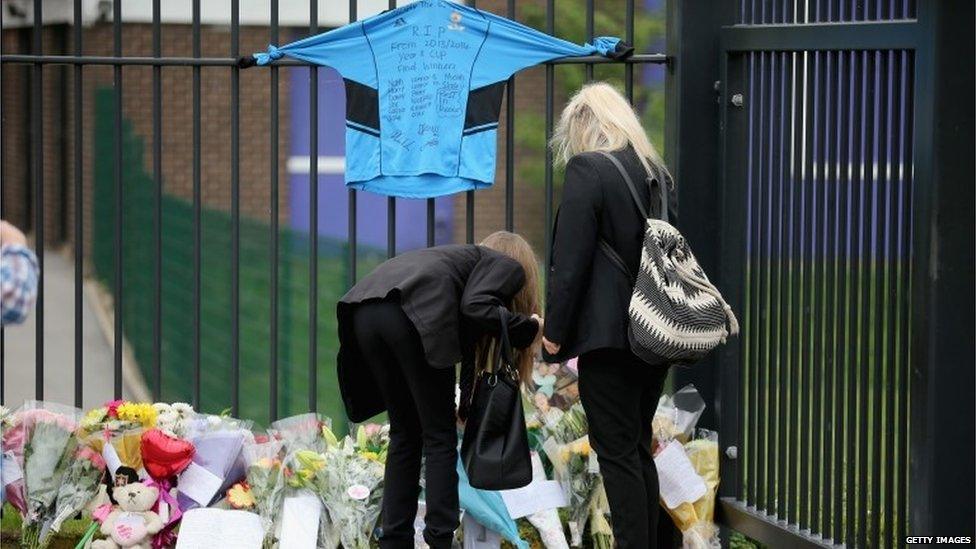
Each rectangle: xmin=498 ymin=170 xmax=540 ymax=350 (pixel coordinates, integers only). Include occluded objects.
xmin=171 ymin=402 xmax=194 ymax=420
xmin=156 ymin=409 xmax=179 ymax=427
xmin=152 ymin=402 xmax=172 ymax=414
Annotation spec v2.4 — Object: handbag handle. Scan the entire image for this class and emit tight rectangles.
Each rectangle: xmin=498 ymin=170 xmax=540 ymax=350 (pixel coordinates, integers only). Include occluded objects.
xmin=487 ymin=306 xmax=517 ymax=380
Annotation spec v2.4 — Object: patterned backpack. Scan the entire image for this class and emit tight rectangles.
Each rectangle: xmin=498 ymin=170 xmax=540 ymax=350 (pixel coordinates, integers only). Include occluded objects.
xmin=596 ymin=151 xmax=739 ymax=366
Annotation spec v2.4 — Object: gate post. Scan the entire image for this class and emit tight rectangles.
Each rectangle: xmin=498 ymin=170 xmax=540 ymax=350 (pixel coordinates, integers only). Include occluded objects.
xmin=664 ymin=1 xmax=729 ymax=439
xmin=908 ymin=0 xmax=975 ymax=539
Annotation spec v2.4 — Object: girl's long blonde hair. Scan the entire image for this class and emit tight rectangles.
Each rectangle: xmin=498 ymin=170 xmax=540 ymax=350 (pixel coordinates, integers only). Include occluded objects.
xmin=550 ymin=81 xmax=671 ymax=186
xmin=478 ymin=231 xmax=541 ymax=383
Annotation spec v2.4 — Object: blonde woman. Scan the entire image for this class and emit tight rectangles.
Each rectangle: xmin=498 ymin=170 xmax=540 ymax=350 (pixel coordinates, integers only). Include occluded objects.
xmin=336 ymin=231 xmax=542 ymax=548
xmin=543 ymin=82 xmax=677 ymax=548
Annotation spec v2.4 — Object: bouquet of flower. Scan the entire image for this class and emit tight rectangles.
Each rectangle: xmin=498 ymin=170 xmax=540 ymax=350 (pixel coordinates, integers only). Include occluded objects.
xmin=17 ymin=402 xmax=82 ymax=549
xmin=269 ymin=413 xmax=331 ymax=453
xmin=49 ymin=446 xmax=106 ymax=532
xmin=280 ymin=446 xmax=336 ymax=549
xmin=78 ymin=400 xmax=157 ymax=440
xmin=2 ymin=403 xmax=29 ymax=515
xmin=586 ymin=480 xmax=614 ymax=549
xmin=316 ymin=436 xmax=385 ymax=549
xmin=176 ymin=417 xmax=251 ymax=511
xmin=241 ymin=438 xmax=285 ymax=547
xmin=660 ymin=429 xmax=720 ymax=549
xmin=352 ymin=423 xmax=389 ymax=464
xmin=540 ymin=404 xmax=599 ymax=547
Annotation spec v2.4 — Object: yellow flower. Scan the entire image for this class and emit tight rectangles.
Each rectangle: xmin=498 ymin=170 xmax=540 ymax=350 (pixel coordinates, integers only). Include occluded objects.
xmin=116 ymin=402 xmax=157 ymax=428
xmin=227 ymin=482 xmax=255 ymax=509
xmin=360 ymin=451 xmax=380 ymax=462
xmin=571 ymin=438 xmax=591 ymax=457
xmin=80 ymin=407 xmax=108 ymax=430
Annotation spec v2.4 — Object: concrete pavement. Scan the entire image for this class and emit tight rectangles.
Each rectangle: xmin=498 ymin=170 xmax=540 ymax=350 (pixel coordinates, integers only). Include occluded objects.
xmin=2 ymin=249 xmax=147 ymax=409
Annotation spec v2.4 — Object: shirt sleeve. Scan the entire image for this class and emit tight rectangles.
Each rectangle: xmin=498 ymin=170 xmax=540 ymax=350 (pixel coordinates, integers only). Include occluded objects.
xmin=543 ymin=154 xmax=602 ymax=345
xmin=250 ymin=22 xmax=376 ymax=85
xmin=460 ymin=254 xmax=540 ymax=349
xmin=1 ymin=244 xmax=39 ymax=325
xmin=470 ymin=9 xmax=633 ymax=88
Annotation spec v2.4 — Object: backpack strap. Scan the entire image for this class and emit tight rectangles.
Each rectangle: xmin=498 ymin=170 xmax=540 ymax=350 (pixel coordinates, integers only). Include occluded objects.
xmin=597 ymin=239 xmax=635 ymax=284
xmin=595 ymin=150 xmax=652 ymax=284
xmin=598 ymin=151 xmax=649 ymax=220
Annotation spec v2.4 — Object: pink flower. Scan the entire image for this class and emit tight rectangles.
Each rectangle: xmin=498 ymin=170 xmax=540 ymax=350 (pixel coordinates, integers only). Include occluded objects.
xmin=105 ymin=399 xmax=126 ymax=418
xmin=18 ymin=408 xmax=78 ymax=432
xmin=76 ymin=446 xmax=107 ymax=470
xmin=363 ymin=423 xmax=382 ymax=437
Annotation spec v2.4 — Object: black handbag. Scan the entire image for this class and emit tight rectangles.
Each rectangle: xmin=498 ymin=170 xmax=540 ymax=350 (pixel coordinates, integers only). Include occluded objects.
xmin=460 ymin=306 xmax=532 ymax=490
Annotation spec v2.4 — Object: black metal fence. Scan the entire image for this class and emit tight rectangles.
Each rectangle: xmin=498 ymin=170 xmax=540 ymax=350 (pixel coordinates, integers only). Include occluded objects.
xmin=0 ymin=3 xmax=663 ymax=416
xmin=3 ymin=0 xmax=973 ymax=547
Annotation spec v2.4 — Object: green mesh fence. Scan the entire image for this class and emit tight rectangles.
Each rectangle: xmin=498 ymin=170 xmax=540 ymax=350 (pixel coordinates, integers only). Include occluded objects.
xmin=91 ymin=88 xmax=383 ymax=431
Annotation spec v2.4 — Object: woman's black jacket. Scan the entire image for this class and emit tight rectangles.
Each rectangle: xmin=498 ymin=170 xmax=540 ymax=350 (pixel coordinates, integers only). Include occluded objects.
xmin=337 ymin=244 xmax=539 ymax=422
xmin=543 ymin=146 xmax=677 ymax=363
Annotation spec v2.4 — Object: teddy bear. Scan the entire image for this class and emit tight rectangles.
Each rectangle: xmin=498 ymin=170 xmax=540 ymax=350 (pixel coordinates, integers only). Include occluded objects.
xmin=91 ymin=482 xmax=165 ymax=549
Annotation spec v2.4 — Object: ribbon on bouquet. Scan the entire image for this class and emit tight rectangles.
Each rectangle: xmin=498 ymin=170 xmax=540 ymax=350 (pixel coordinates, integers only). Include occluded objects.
xmin=144 ymin=478 xmax=182 ymax=549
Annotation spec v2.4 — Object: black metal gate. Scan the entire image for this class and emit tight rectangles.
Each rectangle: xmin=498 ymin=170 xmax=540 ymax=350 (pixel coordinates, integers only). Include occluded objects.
xmin=704 ymin=1 xmax=974 ymax=547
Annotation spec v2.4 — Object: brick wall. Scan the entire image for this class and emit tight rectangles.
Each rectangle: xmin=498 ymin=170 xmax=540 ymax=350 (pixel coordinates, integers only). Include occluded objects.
xmin=2 ymin=23 xmax=292 ymax=262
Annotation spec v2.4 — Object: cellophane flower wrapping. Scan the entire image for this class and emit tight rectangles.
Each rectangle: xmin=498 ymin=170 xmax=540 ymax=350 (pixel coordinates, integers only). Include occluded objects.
xmin=17 ymin=401 xmax=82 ymax=549
xmin=270 ymin=413 xmax=338 ymax=548
xmin=280 ymin=446 xmax=336 ymax=549
xmin=587 ymin=480 xmax=613 ymax=549
xmin=652 ymin=385 xmax=720 ymax=549
xmin=2 ymin=402 xmax=30 ymax=516
xmin=269 ymin=413 xmax=331 ymax=453
xmin=176 ymin=416 xmax=252 ymax=511
xmin=679 ymin=430 xmax=720 ymax=549
xmin=49 ymin=445 xmax=106 ymax=532
xmin=242 ymin=438 xmax=285 ymax=548
xmin=540 ymin=404 xmax=598 ymax=547
xmin=316 ymin=437 xmax=385 ymax=549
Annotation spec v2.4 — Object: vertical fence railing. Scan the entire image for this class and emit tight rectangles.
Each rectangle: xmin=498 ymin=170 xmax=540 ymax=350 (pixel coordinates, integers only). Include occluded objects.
xmin=73 ymin=0 xmax=84 ymax=407
xmin=31 ymin=0 xmax=44 ymax=399
xmin=0 ymin=0 xmax=664 ymax=431
xmin=269 ymin=0 xmax=281 ymax=421
xmin=718 ymin=5 xmax=925 ymax=547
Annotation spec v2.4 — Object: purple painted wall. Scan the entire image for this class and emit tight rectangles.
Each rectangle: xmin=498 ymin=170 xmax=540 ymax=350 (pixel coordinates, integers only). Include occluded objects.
xmin=288 ymin=65 xmax=453 ymax=252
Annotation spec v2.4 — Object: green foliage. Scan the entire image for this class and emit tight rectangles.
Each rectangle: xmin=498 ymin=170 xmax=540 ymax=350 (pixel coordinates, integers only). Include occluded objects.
xmin=509 ymin=0 xmax=668 ymax=189
xmin=729 ymin=530 xmax=765 ymax=549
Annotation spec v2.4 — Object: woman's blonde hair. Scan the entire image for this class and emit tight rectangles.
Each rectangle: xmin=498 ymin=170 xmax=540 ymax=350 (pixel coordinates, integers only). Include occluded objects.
xmin=550 ymin=81 xmax=671 ymax=185
xmin=478 ymin=231 xmax=541 ymax=383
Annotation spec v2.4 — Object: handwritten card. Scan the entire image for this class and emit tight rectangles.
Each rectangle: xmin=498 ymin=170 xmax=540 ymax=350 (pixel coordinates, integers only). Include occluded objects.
xmin=175 ymin=508 xmax=264 ymax=549
xmin=501 ymin=480 xmax=566 ymax=519
xmin=654 ymin=440 xmax=707 ymax=509
xmin=177 ymin=462 xmax=224 ymax=506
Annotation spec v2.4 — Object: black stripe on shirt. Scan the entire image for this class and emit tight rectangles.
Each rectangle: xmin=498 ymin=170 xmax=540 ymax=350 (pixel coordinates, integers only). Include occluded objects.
xmin=463 ymin=81 xmax=506 ymax=130
xmin=344 ymin=78 xmax=380 ymax=133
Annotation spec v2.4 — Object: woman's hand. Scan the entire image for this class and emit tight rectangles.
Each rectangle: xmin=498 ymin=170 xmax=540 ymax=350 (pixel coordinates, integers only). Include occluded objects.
xmin=531 ymin=314 xmax=545 ymax=346
xmin=542 ymin=337 xmax=561 ymax=355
